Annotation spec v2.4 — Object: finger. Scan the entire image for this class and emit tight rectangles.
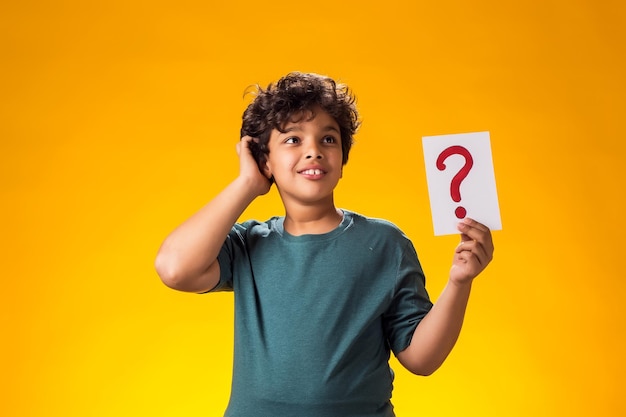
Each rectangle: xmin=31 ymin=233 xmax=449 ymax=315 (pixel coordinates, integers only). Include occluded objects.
xmin=456 ymin=239 xmax=471 ymax=253
xmin=454 ymin=248 xmax=480 ymax=268
xmin=457 ymin=219 xmax=493 ymax=248
xmin=239 ymin=136 xmax=251 ymax=149
xmin=238 ymin=136 xmax=258 ymax=157
xmin=459 ymin=232 xmax=473 ymax=243
xmin=458 ymin=233 xmax=493 ymax=262
xmin=455 ymin=249 xmax=483 ymax=272
xmin=458 ymin=234 xmax=492 ymax=257
xmin=458 ymin=217 xmax=489 ymax=234
xmin=241 ymin=135 xmax=261 ymax=144
xmin=456 ymin=239 xmax=487 ymax=258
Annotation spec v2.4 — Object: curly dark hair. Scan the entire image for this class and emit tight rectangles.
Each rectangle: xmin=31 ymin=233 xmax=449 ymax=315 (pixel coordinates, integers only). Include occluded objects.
xmin=240 ymin=72 xmax=360 ymax=168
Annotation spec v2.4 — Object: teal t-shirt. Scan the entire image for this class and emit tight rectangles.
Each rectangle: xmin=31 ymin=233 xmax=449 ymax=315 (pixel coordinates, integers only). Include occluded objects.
xmin=215 ymin=210 xmax=432 ymax=417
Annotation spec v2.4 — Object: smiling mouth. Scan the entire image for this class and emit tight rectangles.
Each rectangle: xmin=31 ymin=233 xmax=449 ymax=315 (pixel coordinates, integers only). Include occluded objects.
xmin=299 ymin=169 xmax=326 ymax=175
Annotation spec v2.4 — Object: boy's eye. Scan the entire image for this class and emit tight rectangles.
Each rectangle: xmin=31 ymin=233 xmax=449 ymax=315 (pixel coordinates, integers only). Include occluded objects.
xmin=322 ymin=136 xmax=337 ymax=144
xmin=285 ymin=137 xmax=300 ymax=144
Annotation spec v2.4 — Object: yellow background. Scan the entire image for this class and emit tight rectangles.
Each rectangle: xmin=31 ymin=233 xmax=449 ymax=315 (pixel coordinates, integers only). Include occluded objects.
xmin=2 ymin=0 xmax=624 ymax=415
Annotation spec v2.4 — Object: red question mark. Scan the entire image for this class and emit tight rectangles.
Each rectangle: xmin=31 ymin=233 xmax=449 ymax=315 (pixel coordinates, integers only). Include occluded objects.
xmin=436 ymin=145 xmax=474 ymax=219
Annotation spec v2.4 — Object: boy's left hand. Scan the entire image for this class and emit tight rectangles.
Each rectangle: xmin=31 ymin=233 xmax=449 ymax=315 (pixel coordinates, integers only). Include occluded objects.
xmin=450 ymin=218 xmax=494 ymax=285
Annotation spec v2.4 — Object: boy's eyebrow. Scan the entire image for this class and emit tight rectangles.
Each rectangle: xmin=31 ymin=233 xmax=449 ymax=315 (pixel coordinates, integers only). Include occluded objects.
xmin=282 ymin=125 xmax=340 ymax=134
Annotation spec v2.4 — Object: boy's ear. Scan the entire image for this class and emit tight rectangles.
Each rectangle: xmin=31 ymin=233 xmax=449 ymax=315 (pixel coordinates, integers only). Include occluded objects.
xmin=248 ymin=139 xmax=273 ymax=182
xmin=261 ymin=158 xmax=274 ymax=183
xmin=262 ymin=161 xmax=272 ymax=179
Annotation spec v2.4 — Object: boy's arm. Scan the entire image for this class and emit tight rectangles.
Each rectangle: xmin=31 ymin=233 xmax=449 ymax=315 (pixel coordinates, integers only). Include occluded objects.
xmin=154 ymin=138 xmax=271 ymax=293
xmin=395 ymin=218 xmax=494 ymax=376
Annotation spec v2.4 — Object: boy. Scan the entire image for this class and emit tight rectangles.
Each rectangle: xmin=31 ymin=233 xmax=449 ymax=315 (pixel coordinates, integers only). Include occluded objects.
xmin=155 ymin=72 xmax=494 ymax=417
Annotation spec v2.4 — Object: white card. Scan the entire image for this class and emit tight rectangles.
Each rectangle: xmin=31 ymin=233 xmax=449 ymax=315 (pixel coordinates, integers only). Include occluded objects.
xmin=422 ymin=131 xmax=502 ymax=236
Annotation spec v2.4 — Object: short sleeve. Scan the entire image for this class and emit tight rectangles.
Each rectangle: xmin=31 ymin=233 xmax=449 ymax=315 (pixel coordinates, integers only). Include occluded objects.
xmin=383 ymin=241 xmax=433 ymax=354
xmin=211 ymin=223 xmax=248 ymax=292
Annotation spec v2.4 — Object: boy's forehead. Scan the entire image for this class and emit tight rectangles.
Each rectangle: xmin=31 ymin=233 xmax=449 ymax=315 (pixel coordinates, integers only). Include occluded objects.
xmin=279 ymin=106 xmax=338 ymax=130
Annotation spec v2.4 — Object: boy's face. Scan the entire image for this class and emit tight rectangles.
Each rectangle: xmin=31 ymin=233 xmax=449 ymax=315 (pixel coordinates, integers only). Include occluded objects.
xmin=263 ymin=107 xmax=343 ymax=207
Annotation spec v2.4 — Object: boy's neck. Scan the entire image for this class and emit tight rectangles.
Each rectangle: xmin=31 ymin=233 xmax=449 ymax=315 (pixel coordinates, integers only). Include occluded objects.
xmin=283 ymin=205 xmax=343 ymax=236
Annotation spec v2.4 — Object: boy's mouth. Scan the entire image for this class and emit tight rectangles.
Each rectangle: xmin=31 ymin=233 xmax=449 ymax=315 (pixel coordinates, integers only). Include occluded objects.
xmin=298 ymin=169 xmax=326 ymax=175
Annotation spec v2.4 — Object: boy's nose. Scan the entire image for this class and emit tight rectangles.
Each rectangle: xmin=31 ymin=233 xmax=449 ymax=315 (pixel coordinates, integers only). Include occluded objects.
xmin=305 ymin=142 xmax=323 ymax=159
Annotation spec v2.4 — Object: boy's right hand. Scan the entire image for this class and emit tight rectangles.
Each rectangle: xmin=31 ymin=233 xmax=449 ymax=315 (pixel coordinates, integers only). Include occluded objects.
xmin=237 ymin=136 xmax=272 ymax=196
